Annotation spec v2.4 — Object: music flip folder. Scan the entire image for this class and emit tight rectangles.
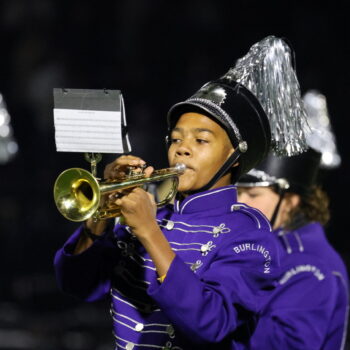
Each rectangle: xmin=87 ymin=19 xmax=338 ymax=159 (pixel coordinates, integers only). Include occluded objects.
xmin=53 ymin=88 xmax=131 ymax=154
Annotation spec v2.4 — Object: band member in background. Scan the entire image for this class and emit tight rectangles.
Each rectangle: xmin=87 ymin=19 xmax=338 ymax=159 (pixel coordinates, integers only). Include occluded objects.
xmin=54 ymin=36 xmax=309 ymax=349
xmin=237 ymin=91 xmax=349 ymax=349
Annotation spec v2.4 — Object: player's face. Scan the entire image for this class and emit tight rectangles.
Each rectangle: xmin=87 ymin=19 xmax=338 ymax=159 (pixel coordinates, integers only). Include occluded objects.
xmin=238 ymin=187 xmax=280 ymax=221
xmin=238 ymin=186 xmax=299 ymax=229
xmin=168 ymin=112 xmax=234 ymax=194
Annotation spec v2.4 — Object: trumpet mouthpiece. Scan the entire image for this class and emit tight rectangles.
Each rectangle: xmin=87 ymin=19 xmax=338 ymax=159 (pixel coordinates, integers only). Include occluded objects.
xmin=175 ymin=163 xmax=186 ymax=173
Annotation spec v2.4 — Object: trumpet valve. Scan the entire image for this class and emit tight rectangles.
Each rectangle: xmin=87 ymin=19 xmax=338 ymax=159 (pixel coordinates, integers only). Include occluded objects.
xmin=126 ymin=164 xmax=147 ymax=176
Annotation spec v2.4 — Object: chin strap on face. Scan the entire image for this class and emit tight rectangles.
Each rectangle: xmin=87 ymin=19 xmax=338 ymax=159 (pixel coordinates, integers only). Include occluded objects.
xmin=270 ymin=190 xmax=285 ymax=229
xmin=270 ymin=177 xmax=291 ymax=228
xmin=183 ymin=146 xmax=244 ymax=196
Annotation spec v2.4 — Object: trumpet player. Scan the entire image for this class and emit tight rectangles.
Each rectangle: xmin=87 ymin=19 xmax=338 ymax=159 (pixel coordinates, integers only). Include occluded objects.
xmin=54 ymin=36 xmax=310 ymax=349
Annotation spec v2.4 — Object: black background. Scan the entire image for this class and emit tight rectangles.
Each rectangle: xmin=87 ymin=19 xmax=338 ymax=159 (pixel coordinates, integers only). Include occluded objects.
xmin=0 ymin=1 xmax=349 ymax=349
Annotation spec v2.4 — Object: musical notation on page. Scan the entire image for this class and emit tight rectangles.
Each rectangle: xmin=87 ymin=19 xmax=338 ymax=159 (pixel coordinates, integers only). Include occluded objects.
xmin=54 ymin=108 xmax=123 ymax=153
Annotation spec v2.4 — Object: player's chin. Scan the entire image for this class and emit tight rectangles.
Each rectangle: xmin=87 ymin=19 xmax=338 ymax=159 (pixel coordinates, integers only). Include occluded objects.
xmin=177 ymin=175 xmax=196 ymax=193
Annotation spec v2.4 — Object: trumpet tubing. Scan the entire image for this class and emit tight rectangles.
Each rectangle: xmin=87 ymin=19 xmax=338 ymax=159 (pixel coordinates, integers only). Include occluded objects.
xmin=54 ymin=163 xmax=186 ymax=222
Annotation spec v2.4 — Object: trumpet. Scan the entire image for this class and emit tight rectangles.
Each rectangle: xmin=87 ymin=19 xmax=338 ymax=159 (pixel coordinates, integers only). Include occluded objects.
xmin=53 ymin=163 xmax=186 ymax=222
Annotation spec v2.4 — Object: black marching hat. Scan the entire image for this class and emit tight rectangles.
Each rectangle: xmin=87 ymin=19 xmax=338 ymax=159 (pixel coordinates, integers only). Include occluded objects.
xmin=167 ymin=80 xmax=271 ymax=184
xmin=237 ymin=149 xmax=322 ymax=195
xmin=167 ymin=36 xmax=309 ymax=192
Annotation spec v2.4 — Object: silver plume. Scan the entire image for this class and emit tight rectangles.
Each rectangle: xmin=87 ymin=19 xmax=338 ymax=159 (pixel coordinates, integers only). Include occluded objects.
xmin=223 ymin=35 xmax=309 ymax=156
xmin=303 ymin=90 xmax=341 ymax=169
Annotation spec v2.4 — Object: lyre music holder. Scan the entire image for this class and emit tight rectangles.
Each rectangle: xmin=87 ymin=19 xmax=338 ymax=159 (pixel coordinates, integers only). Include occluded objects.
xmin=53 ymin=88 xmax=131 ymax=177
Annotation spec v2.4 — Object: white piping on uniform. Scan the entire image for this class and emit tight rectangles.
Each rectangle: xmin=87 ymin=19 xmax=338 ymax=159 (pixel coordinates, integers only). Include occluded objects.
xmin=131 ymin=252 xmax=153 ymax=263
xmin=112 ymin=332 xmax=165 ymax=349
xmin=112 ymin=316 xmax=170 ymax=334
xmin=129 ymin=256 xmax=156 ymax=271
xmin=112 ymin=310 xmax=172 ymax=328
xmin=239 ymin=208 xmax=261 ymax=229
xmin=159 ymin=225 xmax=215 ymax=234
xmin=159 ymin=225 xmax=228 ymax=235
xmin=180 ymin=187 xmax=236 ymax=214
xmin=158 ymin=218 xmax=227 ymax=230
xmin=293 ymin=231 xmax=305 ymax=252
xmin=115 ymin=339 xmax=127 ymax=349
xmin=169 ymin=241 xmax=202 ymax=246
xmin=232 ymin=203 xmax=272 ymax=231
xmin=171 ymin=247 xmax=201 ymax=252
xmin=249 ymin=207 xmax=272 ymax=231
xmin=280 ymin=233 xmax=293 ymax=254
xmin=118 ymin=267 xmax=150 ymax=286
xmin=111 ymin=292 xmax=140 ymax=310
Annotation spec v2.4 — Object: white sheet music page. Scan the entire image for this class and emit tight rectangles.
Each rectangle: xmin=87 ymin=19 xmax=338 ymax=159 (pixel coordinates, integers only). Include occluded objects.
xmin=54 ymin=108 xmax=124 ymax=153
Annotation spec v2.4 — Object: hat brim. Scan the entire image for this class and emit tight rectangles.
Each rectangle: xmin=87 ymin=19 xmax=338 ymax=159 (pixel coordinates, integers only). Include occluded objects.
xmin=167 ymin=101 xmax=238 ymax=147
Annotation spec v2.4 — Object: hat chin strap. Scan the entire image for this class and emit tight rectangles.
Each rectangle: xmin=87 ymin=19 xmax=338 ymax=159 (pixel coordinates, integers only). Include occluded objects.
xmin=270 ymin=191 xmax=285 ymax=229
xmin=182 ymin=148 xmax=243 ymax=196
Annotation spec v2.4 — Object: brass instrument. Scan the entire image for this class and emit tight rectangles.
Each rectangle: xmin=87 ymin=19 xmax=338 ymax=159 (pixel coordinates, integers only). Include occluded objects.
xmin=53 ymin=163 xmax=186 ymax=222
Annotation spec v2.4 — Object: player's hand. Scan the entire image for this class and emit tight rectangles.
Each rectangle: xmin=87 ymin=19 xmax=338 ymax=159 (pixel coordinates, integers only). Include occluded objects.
xmin=104 ymin=155 xmax=153 ymax=180
xmin=115 ymin=187 xmax=157 ymax=238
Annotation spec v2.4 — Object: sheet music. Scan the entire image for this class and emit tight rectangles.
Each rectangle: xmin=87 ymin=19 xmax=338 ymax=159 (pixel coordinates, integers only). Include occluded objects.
xmin=54 ymin=108 xmax=124 ymax=153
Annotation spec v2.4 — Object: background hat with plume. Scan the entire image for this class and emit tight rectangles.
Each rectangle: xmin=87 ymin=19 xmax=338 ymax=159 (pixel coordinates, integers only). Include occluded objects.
xmin=167 ymin=35 xmax=309 ymax=189
xmin=237 ymin=89 xmax=341 ymax=194
xmin=303 ymin=90 xmax=341 ymax=169
xmin=0 ymin=93 xmax=18 ymax=165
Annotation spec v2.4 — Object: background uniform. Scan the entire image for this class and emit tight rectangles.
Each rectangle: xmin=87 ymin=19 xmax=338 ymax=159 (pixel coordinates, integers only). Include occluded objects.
xmin=248 ymin=221 xmax=349 ymax=349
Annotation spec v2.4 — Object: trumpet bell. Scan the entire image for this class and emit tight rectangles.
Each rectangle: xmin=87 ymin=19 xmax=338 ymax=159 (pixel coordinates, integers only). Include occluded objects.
xmin=54 ymin=168 xmax=100 ymax=222
xmin=53 ymin=163 xmax=186 ymax=222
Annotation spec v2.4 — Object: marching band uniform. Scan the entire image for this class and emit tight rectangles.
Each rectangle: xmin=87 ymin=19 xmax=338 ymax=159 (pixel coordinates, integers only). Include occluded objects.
xmin=54 ymin=36 xmax=309 ymax=349
xmin=55 ymin=186 xmax=278 ymax=349
xmin=248 ymin=221 xmax=349 ymax=349
xmin=238 ymin=96 xmax=349 ymax=350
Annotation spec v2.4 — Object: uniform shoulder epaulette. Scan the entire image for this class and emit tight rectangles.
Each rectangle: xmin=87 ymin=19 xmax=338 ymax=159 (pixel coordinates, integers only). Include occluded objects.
xmin=230 ymin=203 xmax=272 ymax=232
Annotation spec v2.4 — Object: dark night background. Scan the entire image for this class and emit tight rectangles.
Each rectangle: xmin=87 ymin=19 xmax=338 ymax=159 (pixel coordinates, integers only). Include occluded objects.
xmin=0 ymin=1 xmax=349 ymax=349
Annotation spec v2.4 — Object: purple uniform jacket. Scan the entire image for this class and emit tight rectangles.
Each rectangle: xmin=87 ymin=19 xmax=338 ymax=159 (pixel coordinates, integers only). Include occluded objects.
xmin=248 ymin=222 xmax=349 ymax=350
xmin=54 ymin=186 xmax=280 ymax=349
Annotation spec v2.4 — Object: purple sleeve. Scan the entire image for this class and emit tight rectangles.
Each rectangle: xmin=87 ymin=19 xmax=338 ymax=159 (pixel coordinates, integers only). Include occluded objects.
xmin=249 ymin=265 xmax=337 ymax=349
xmin=148 ymin=230 xmax=279 ymax=343
xmin=54 ymin=225 xmax=120 ymax=301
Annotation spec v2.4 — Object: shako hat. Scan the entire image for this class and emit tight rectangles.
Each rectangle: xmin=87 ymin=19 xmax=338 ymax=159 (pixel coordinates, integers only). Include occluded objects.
xmin=167 ymin=36 xmax=309 ymax=191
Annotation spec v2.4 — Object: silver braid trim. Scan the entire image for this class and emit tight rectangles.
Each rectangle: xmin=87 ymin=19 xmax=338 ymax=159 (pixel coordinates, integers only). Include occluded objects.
xmin=237 ymin=168 xmax=290 ymax=190
xmin=186 ymin=97 xmax=243 ymax=143
xmin=245 ymin=169 xmax=278 ymax=183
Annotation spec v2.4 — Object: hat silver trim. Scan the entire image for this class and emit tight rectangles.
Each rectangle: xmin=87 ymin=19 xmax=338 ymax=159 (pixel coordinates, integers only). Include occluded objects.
xmin=237 ymin=168 xmax=290 ymax=190
xmin=186 ymin=97 xmax=243 ymax=143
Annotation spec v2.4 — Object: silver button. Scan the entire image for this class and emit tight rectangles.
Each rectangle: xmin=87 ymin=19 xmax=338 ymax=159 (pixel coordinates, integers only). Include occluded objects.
xmin=166 ymin=220 xmax=174 ymax=230
xmin=238 ymin=141 xmax=248 ymax=153
xmin=201 ymin=244 xmax=208 ymax=253
xmin=167 ymin=324 xmax=175 ymax=338
xmin=162 ymin=341 xmax=172 ymax=350
xmin=134 ymin=323 xmax=144 ymax=332
xmin=231 ymin=204 xmax=240 ymax=211
xmin=191 ymin=260 xmax=202 ymax=271
xmin=212 ymin=226 xmax=221 ymax=234
xmin=126 ymin=343 xmax=134 ymax=350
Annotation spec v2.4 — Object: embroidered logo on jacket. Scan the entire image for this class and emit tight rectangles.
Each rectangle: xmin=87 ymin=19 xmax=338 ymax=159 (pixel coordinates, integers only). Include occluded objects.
xmin=232 ymin=243 xmax=272 ymax=274
xmin=279 ymin=264 xmax=325 ymax=284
